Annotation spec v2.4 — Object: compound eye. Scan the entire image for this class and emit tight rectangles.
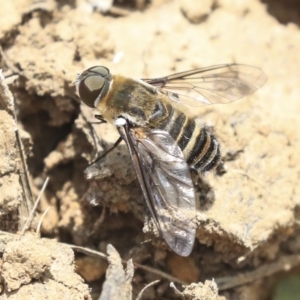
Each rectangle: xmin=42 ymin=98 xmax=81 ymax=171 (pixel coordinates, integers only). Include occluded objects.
xmin=78 ymin=75 xmax=105 ymax=108
xmin=88 ymin=66 xmax=110 ymax=77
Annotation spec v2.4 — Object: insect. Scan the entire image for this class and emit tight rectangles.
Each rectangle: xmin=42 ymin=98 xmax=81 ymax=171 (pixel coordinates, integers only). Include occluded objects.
xmin=75 ymin=64 xmax=267 ymax=256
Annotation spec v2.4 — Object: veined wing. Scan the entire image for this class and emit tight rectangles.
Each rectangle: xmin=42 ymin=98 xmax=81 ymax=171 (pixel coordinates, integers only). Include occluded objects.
xmin=142 ymin=64 xmax=267 ymax=106
xmin=118 ymin=124 xmax=196 ymax=257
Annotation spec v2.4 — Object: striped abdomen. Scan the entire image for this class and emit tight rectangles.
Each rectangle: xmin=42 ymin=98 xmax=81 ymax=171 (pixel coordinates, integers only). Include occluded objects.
xmin=150 ymin=101 xmax=221 ymax=172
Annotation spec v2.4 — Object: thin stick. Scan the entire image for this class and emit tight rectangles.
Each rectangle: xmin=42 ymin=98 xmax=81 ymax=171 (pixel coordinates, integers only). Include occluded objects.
xmin=0 ymin=46 xmax=22 ymax=75
xmin=36 ymin=206 xmax=51 ymax=236
xmin=216 ymin=254 xmax=300 ymax=290
xmin=0 ymin=69 xmax=14 ymax=115
xmin=0 ymin=71 xmax=34 ymax=229
xmin=0 ymin=230 xmax=15 ymax=236
xmin=68 ymin=244 xmax=187 ymax=285
xmin=2 ymin=230 xmax=300 ymax=290
xmin=20 ymin=177 xmax=49 ymax=236
xmin=16 ymin=128 xmax=35 ymax=223
xmin=136 ymin=280 xmax=160 ymax=300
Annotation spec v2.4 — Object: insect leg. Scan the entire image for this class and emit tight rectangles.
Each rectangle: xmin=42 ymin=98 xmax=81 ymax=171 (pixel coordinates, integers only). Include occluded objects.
xmin=116 ymin=121 xmax=160 ymax=231
xmin=88 ymin=136 xmax=123 ymax=167
xmin=94 ymin=114 xmax=107 ymax=124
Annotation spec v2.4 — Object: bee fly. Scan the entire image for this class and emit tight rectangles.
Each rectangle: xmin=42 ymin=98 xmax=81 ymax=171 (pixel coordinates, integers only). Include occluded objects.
xmin=75 ymin=64 xmax=267 ymax=256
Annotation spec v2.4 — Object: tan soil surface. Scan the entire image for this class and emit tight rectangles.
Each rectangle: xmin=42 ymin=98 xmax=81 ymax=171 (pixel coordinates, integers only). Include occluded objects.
xmin=0 ymin=0 xmax=300 ymax=299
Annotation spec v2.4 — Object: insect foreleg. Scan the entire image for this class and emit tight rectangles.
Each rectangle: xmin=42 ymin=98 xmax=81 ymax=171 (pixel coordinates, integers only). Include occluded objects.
xmin=94 ymin=114 xmax=107 ymax=124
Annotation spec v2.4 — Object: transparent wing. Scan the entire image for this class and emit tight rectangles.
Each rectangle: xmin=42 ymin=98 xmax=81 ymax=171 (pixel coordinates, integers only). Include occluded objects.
xmin=118 ymin=125 xmax=196 ymax=256
xmin=142 ymin=64 xmax=267 ymax=106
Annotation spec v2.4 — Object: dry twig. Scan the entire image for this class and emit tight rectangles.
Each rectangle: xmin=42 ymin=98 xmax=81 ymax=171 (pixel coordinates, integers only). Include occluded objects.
xmin=20 ymin=177 xmax=49 ymax=236
xmin=136 ymin=280 xmax=160 ymax=300
xmin=69 ymin=244 xmax=187 ymax=285
xmin=216 ymin=254 xmax=300 ymax=290
xmin=0 ymin=70 xmax=34 ymax=230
